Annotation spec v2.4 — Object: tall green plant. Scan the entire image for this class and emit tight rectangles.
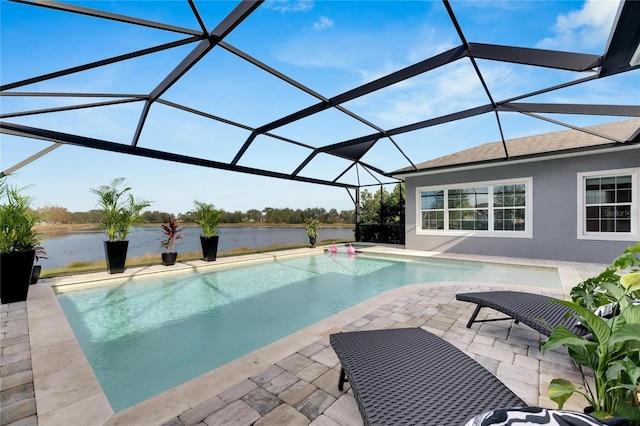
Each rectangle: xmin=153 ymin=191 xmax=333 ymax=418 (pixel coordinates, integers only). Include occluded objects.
xmin=571 ymin=243 xmax=640 ymax=310
xmin=90 ymin=178 xmax=151 ymax=241
xmin=194 ymin=200 xmax=223 ymax=237
xmin=540 ymin=247 xmax=640 ymax=421
xmin=0 ymin=179 xmax=40 ymax=253
xmin=305 ymin=217 xmax=319 ymax=239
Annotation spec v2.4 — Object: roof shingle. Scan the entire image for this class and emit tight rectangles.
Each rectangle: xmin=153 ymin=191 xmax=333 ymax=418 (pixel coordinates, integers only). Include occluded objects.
xmin=394 ymin=118 xmax=640 ymax=174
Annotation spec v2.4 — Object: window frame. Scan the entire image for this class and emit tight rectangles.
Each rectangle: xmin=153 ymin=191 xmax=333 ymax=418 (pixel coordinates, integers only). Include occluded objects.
xmin=577 ymin=168 xmax=639 ymax=241
xmin=416 ymin=177 xmax=533 ymax=238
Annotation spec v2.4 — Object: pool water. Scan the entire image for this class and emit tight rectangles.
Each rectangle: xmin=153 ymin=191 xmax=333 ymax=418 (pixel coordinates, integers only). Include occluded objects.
xmin=55 ymin=253 xmax=560 ymax=412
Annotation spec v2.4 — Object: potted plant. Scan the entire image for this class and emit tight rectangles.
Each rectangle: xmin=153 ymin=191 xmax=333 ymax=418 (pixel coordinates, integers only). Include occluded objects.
xmin=540 ymin=244 xmax=640 ymax=421
xmin=30 ymin=245 xmax=48 ymax=284
xmin=0 ymin=178 xmax=40 ymax=303
xmin=90 ymin=178 xmax=151 ymax=274
xmin=160 ymin=215 xmax=184 ymax=266
xmin=305 ymin=217 xmax=319 ymax=248
xmin=194 ymin=200 xmax=223 ymax=261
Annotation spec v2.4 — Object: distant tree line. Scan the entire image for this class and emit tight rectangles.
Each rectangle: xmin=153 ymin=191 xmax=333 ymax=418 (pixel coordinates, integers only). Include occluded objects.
xmin=35 ymin=205 xmax=356 ymax=225
xmin=34 ymin=183 xmax=404 ymax=226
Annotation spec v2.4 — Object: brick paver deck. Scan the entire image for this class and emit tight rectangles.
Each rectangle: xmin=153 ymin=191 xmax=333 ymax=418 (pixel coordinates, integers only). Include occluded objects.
xmin=1 ymin=248 xmax=602 ymax=426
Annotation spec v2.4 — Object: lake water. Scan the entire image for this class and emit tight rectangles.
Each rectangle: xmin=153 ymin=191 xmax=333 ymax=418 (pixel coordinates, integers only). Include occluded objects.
xmin=39 ymin=226 xmax=355 ymax=269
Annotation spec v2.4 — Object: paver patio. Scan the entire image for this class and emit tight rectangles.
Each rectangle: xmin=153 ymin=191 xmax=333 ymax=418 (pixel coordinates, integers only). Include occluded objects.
xmin=1 ymin=247 xmax=606 ymax=425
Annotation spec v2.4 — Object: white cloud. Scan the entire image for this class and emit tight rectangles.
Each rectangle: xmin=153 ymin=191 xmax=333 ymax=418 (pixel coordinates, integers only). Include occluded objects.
xmin=265 ymin=0 xmax=313 ymax=13
xmin=537 ymin=0 xmax=620 ymax=51
xmin=313 ymin=16 xmax=334 ymax=31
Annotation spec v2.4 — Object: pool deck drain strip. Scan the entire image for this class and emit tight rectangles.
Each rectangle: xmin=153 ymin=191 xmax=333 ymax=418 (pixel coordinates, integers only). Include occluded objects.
xmin=1 ymin=247 xmax=608 ymax=426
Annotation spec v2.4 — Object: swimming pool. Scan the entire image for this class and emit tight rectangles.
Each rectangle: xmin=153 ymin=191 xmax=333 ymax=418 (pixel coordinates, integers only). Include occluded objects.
xmin=55 ymin=253 xmax=561 ymax=412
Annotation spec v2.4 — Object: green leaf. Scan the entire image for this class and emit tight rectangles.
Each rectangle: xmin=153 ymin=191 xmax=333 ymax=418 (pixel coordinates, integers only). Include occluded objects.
xmin=554 ymin=300 xmax=612 ymax=344
xmin=598 ymin=282 xmax=625 ymax=301
xmin=609 ymin=323 xmax=640 ymax=346
xmin=548 ymin=378 xmax=583 ymax=409
xmin=621 ymin=304 xmax=640 ymax=324
xmin=621 ymin=272 xmax=640 ymax=292
xmin=540 ymin=325 xmax=594 ymax=354
xmin=605 ymin=362 xmax=626 ymax=382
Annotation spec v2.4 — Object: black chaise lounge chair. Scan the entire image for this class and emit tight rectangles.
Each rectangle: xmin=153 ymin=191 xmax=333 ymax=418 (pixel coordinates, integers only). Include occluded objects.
xmin=330 ymin=327 xmax=627 ymax=426
xmin=456 ymin=291 xmax=590 ymax=337
xmin=329 ymin=327 xmax=525 ymax=425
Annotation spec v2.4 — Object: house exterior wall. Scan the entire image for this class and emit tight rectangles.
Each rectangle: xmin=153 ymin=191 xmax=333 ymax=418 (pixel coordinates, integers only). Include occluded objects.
xmin=403 ymin=148 xmax=639 ymax=263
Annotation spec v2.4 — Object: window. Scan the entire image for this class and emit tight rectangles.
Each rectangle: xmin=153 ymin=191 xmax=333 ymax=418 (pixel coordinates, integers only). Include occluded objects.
xmin=578 ymin=169 xmax=638 ymax=240
xmin=417 ymin=178 xmax=532 ymax=237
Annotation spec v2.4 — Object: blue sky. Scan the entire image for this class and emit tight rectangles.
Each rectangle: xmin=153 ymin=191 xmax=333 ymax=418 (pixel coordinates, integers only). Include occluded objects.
xmin=1 ymin=0 xmax=638 ymax=215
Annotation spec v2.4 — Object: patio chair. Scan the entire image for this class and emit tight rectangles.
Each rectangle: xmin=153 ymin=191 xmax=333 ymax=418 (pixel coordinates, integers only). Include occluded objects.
xmin=455 ymin=291 xmax=590 ymax=337
xmin=329 ymin=327 xmax=525 ymax=425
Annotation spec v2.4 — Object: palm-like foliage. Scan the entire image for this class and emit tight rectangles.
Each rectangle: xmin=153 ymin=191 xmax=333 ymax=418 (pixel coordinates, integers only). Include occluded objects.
xmin=90 ymin=178 xmax=151 ymax=241
xmin=305 ymin=217 xmax=319 ymax=238
xmin=193 ymin=200 xmax=223 ymax=237
xmin=0 ymin=179 xmax=40 ymax=253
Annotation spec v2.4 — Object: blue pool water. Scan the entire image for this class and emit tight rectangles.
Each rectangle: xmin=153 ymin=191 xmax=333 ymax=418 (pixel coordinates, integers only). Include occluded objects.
xmin=55 ymin=253 xmax=561 ymax=412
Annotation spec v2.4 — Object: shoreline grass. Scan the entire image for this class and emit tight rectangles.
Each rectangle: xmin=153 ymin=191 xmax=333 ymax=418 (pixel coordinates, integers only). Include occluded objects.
xmin=40 ymin=239 xmax=354 ymax=278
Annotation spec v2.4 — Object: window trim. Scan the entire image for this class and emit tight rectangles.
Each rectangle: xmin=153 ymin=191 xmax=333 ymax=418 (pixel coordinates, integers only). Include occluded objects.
xmin=577 ymin=168 xmax=639 ymax=241
xmin=416 ymin=177 xmax=533 ymax=238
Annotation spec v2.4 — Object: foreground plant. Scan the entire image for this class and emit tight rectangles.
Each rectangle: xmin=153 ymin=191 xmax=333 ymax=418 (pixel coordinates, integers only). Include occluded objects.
xmin=540 ymin=245 xmax=640 ymax=421
xmin=0 ymin=179 xmax=40 ymax=253
xmin=571 ymin=243 xmax=640 ymax=310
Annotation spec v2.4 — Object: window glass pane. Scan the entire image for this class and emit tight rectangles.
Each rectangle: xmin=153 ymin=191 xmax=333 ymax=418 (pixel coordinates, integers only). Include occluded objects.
xmin=617 ymin=175 xmax=632 ymax=188
xmin=601 ymin=177 xmax=615 ymax=189
xmin=585 ymin=178 xmax=600 ymax=190
xmin=421 ymin=190 xmax=444 ymax=209
xmin=601 ymin=206 xmax=616 ymax=219
xmin=604 ymin=190 xmax=616 ymax=203
xmin=493 ymin=193 xmax=504 ymax=207
xmin=422 ymin=211 xmax=444 ymax=230
xmin=586 ymin=220 xmax=599 ymax=231
xmin=586 ymin=190 xmax=602 ymax=204
xmin=466 ymin=187 xmax=488 ymax=208
xmin=514 ymin=184 xmax=526 ymax=206
xmin=601 ymin=219 xmax=615 ymax=232
xmin=504 ymin=194 xmax=514 ymax=206
xmin=617 ymin=220 xmax=631 ymax=232
xmin=616 ymin=205 xmax=631 ymax=219
xmin=585 ymin=206 xmax=599 ymax=218
xmin=618 ymin=189 xmax=631 ymax=203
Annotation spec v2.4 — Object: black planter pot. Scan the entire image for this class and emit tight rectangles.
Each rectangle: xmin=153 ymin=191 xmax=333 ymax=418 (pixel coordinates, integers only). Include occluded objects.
xmin=161 ymin=252 xmax=178 ymax=266
xmin=1 ymin=250 xmax=36 ymax=304
xmin=309 ymin=236 xmax=317 ymax=248
xmin=30 ymin=264 xmax=42 ymax=285
xmin=104 ymin=241 xmax=129 ymax=274
xmin=200 ymin=235 xmax=219 ymax=261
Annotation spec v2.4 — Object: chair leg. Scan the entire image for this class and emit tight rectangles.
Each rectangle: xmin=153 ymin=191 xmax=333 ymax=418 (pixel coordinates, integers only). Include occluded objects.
xmin=466 ymin=304 xmax=482 ymax=328
xmin=338 ymin=367 xmax=346 ymax=391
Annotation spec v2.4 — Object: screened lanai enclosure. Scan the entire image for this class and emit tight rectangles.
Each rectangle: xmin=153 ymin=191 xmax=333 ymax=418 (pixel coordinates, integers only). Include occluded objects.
xmin=1 ymin=0 xmax=639 ymax=244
